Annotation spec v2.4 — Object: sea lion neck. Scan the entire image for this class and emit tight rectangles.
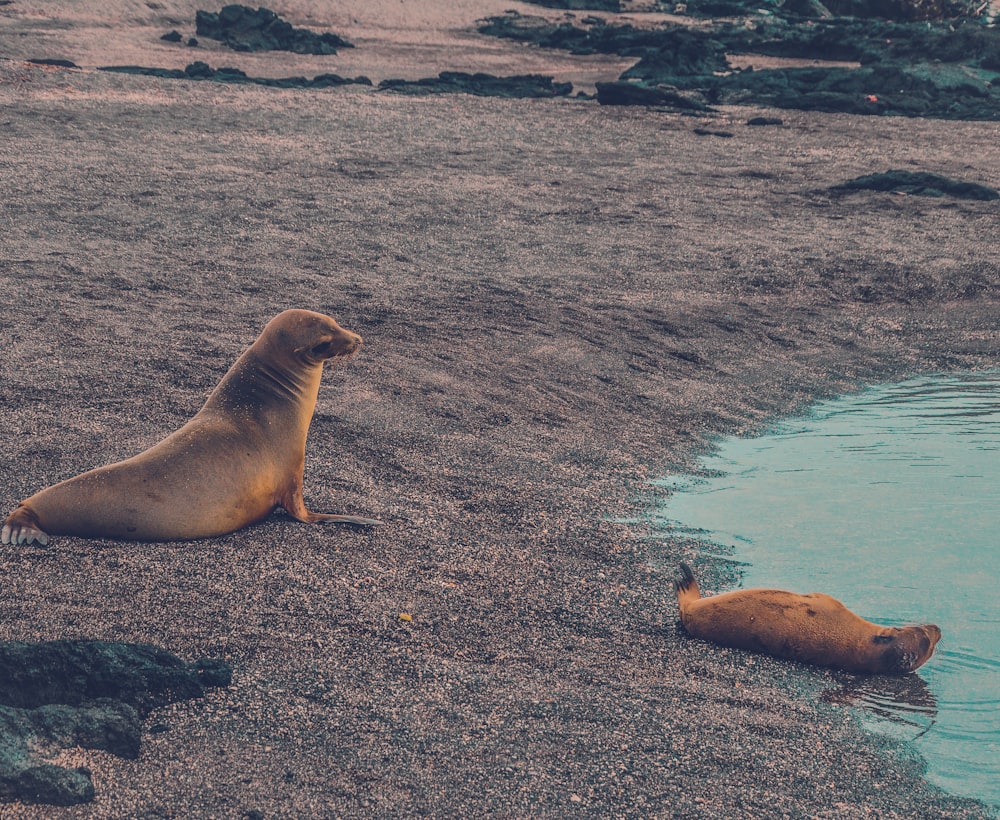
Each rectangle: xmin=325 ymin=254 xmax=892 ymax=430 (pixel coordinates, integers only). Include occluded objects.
xmin=202 ymin=346 xmax=322 ymax=421
xmin=247 ymin=350 xmax=320 ymax=405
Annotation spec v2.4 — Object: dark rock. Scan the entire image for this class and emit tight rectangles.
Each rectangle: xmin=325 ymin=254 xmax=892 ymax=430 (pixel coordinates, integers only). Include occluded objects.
xmin=378 ymin=72 xmax=574 ymax=98
xmin=692 ymin=127 xmax=734 ymax=136
xmin=595 ymin=81 xmax=713 ymax=110
xmin=196 ymin=657 xmax=236 ymax=687
xmin=780 ymin=0 xmax=835 ymax=17
xmin=478 ymin=13 xmax=675 ymax=57
xmin=0 ymin=640 xmax=222 ymax=710
xmin=681 ymin=0 xmax=783 ymax=14
xmin=619 ymin=28 xmax=730 ymax=79
xmin=1 ymin=700 xmax=141 ymax=759
xmin=829 ymin=170 xmax=1000 ymax=200
xmin=747 ymin=116 xmax=784 ymax=125
xmin=5 ymin=765 xmax=95 ymax=806
xmin=98 ymin=62 xmax=373 ymax=89
xmin=817 ymin=0 xmax=979 ymax=20
xmin=707 ymin=63 xmax=999 ymax=120
xmin=26 ymin=58 xmax=78 ymax=68
xmin=720 ymin=18 xmax=1000 ymax=68
xmin=676 ymin=0 xmax=978 ymax=18
xmin=187 ymin=37 xmax=199 ymax=47
xmin=184 ymin=60 xmax=216 ymax=80
xmin=525 ymin=0 xmax=622 ymax=9
xmin=160 ymin=29 xmax=183 ymax=42
xmin=195 ymin=4 xmax=353 ymax=54
xmin=0 ymin=640 xmax=231 ymax=806
xmin=479 ymin=9 xmax=1000 ymax=120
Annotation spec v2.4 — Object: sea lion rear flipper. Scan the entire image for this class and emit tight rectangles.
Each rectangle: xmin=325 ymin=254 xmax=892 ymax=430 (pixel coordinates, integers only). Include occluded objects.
xmin=307 ymin=512 xmax=383 ymax=527
xmin=675 ymin=563 xmax=699 ymax=596
xmin=280 ymin=486 xmax=381 ymax=528
xmin=674 ymin=562 xmax=702 ymax=621
xmin=2 ymin=505 xmax=51 ymax=546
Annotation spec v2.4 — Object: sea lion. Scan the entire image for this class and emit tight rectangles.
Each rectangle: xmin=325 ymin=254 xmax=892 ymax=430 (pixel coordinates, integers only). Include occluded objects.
xmin=2 ymin=309 xmax=381 ymax=546
xmin=674 ymin=564 xmax=941 ymax=675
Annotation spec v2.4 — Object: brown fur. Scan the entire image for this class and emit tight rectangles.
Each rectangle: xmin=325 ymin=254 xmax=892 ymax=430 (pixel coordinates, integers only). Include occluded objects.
xmin=2 ymin=309 xmax=380 ymax=546
xmin=674 ymin=564 xmax=941 ymax=675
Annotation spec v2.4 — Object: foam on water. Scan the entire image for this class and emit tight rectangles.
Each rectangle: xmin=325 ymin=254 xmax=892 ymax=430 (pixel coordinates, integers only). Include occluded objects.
xmin=654 ymin=372 xmax=1000 ymax=810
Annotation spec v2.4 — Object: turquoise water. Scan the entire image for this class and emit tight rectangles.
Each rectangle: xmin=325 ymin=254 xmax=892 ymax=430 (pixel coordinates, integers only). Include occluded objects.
xmin=654 ymin=372 xmax=1000 ymax=810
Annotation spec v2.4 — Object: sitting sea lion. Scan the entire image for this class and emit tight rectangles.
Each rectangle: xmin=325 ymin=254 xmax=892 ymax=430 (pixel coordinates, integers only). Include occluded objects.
xmin=2 ymin=309 xmax=381 ymax=546
xmin=674 ymin=563 xmax=941 ymax=675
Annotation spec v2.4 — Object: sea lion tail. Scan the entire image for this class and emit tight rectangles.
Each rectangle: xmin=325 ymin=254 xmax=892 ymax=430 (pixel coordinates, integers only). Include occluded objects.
xmin=674 ymin=562 xmax=701 ymax=609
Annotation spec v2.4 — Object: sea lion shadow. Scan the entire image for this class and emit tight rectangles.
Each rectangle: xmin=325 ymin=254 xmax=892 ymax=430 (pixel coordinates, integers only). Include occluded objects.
xmin=822 ymin=672 xmax=938 ymax=739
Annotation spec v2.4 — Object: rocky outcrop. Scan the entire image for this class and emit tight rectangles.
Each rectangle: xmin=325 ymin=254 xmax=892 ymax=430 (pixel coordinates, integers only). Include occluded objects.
xmin=0 ymin=641 xmax=230 ymax=806
xmin=99 ymin=62 xmax=373 ymax=89
xmin=195 ymin=5 xmax=353 ymax=54
xmin=595 ymin=81 xmax=712 ymax=110
xmin=829 ymin=170 xmax=1000 ymax=200
xmin=525 ymin=0 xmax=623 ymax=9
xmin=479 ymin=10 xmax=1000 ymax=119
xmin=378 ymin=72 xmax=574 ymax=98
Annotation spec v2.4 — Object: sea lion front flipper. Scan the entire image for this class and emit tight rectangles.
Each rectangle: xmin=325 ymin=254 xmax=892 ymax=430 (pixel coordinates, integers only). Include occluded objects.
xmin=2 ymin=506 xmax=51 ymax=546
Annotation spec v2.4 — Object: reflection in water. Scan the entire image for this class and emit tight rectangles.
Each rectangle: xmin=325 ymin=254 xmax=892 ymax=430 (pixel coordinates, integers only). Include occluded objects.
xmin=656 ymin=372 xmax=1000 ymax=810
xmin=822 ymin=674 xmax=937 ymax=741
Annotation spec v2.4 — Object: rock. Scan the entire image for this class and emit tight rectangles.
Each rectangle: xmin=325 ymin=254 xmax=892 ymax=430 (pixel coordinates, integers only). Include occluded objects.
xmin=195 ymin=4 xmax=353 ymax=54
xmin=0 ymin=640 xmax=231 ymax=806
xmin=26 ymin=58 xmax=78 ymax=68
xmin=4 ymin=764 xmax=95 ymax=806
xmin=99 ymin=62 xmax=373 ymax=89
xmin=478 ymin=13 xmax=674 ymax=57
xmin=720 ymin=18 xmax=1000 ymax=68
xmin=619 ymin=28 xmax=730 ymax=79
xmin=24 ymin=701 xmax=141 ymax=757
xmin=525 ymin=0 xmax=623 ymax=9
xmin=747 ymin=116 xmax=784 ymax=125
xmin=708 ymin=63 xmax=999 ymax=119
xmin=818 ymin=0 xmax=979 ymax=20
xmin=0 ymin=640 xmax=222 ymax=709
xmin=479 ymin=9 xmax=1000 ymax=120
xmin=378 ymin=72 xmax=574 ymax=98
xmin=780 ymin=0 xmax=835 ymax=18
xmin=595 ymin=81 xmax=713 ymax=110
xmin=160 ymin=29 xmax=183 ymax=42
xmin=829 ymin=170 xmax=1000 ymax=200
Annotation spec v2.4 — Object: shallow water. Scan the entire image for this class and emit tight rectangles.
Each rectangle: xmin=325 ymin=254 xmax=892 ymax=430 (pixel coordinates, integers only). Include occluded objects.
xmin=654 ymin=372 xmax=1000 ymax=810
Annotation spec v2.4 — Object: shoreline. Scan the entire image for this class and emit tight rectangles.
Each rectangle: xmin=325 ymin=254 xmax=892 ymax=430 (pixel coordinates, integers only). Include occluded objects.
xmin=647 ymin=368 xmax=1000 ymax=813
xmin=2 ymin=7 xmax=999 ymax=816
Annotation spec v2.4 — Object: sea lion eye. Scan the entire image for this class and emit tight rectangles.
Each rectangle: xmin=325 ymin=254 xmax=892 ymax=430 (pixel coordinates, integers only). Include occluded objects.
xmin=311 ymin=341 xmax=333 ymax=357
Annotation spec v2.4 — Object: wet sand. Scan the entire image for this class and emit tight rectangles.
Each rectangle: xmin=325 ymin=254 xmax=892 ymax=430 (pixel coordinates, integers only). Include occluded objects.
xmin=1 ymin=0 xmax=999 ymax=816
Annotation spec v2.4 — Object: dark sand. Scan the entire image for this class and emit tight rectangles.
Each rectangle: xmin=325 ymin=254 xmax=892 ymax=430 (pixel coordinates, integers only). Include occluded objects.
xmin=2 ymin=0 xmax=999 ymax=816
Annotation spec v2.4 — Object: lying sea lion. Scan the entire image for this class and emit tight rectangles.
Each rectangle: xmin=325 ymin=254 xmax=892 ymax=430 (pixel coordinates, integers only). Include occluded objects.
xmin=674 ymin=563 xmax=941 ymax=675
xmin=2 ymin=309 xmax=381 ymax=546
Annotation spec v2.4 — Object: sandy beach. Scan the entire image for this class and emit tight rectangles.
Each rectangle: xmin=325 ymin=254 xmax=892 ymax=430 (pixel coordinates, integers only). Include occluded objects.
xmin=1 ymin=0 xmax=999 ymax=816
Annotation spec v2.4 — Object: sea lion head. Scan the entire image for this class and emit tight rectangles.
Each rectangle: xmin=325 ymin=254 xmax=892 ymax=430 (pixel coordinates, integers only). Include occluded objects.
xmin=264 ymin=309 xmax=363 ymax=367
xmin=872 ymin=623 xmax=942 ymax=674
